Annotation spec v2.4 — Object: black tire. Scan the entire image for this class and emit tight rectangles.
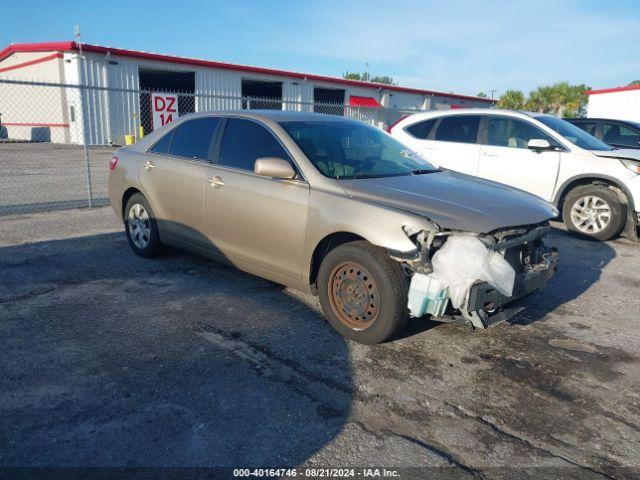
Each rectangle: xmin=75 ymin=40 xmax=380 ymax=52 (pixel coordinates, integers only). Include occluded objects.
xmin=562 ymin=184 xmax=626 ymax=241
xmin=317 ymin=241 xmax=408 ymax=344
xmin=123 ymin=193 xmax=162 ymax=258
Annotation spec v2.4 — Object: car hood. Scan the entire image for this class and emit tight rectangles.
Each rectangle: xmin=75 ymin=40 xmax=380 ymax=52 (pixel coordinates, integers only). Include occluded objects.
xmin=337 ymin=170 xmax=557 ymax=233
xmin=591 ymin=149 xmax=640 ymax=161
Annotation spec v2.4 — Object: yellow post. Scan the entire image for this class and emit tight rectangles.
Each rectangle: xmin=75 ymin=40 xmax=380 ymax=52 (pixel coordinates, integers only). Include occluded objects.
xmin=138 ymin=125 xmax=144 ymax=139
xmin=124 ymin=134 xmax=135 ymax=145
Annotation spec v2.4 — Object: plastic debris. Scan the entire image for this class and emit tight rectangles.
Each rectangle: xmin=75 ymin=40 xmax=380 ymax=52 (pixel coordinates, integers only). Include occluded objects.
xmin=408 ymin=274 xmax=449 ymax=317
xmin=429 ymin=236 xmax=515 ymax=309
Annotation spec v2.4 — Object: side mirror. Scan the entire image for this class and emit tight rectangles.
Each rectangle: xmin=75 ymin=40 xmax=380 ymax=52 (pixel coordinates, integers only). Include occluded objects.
xmin=254 ymin=157 xmax=296 ymax=179
xmin=527 ymin=138 xmax=553 ymax=151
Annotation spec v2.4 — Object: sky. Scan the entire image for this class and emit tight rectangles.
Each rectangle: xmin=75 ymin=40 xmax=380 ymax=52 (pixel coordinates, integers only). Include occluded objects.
xmin=2 ymin=0 xmax=639 ymax=97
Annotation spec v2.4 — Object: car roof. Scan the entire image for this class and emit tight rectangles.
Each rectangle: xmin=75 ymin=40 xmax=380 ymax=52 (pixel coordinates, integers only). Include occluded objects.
xmin=399 ymin=108 xmax=542 ymax=123
xmin=566 ymin=117 xmax=636 ymax=124
xmin=179 ymin=109 xmax=357 ymax=124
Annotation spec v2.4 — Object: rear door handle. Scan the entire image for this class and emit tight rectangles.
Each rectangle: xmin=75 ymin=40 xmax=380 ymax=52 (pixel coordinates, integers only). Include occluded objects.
xmin=144 ymin=160 xmax=155 ymax=170
xmin=208 ymin=176 xmax=225 ymax=188
xmin=482 ymin=152 xmax=498 ymax=157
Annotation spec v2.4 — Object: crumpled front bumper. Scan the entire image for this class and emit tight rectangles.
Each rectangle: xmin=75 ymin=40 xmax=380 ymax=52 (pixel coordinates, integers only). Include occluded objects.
xmin=461 ymin=248 xmax=559 ymax=329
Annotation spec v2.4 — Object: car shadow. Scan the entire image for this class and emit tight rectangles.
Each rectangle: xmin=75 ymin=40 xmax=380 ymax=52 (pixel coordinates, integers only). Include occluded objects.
xmin=0 ymin=229 xmax=353 ymax=468
xmin=505 ymin=227 xmax=617 ymax=326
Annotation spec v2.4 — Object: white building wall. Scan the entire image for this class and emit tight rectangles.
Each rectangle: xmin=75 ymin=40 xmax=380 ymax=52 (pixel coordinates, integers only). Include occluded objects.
xmin=587 ymin=90 xmax=640 ymax=122
xmin=0 ymin=51 xmax=70 ymax=143
xmin=3 ymin=48 xmax=493 ymax=145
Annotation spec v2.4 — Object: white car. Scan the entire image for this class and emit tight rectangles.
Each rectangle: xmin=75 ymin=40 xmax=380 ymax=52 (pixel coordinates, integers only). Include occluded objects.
xmin=390 ymin=109 xmax=640 ymax=241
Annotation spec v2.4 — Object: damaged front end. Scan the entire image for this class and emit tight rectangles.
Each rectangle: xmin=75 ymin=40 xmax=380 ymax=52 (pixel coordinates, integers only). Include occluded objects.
xmin=395 ymin=224 xmax=558 ymax=329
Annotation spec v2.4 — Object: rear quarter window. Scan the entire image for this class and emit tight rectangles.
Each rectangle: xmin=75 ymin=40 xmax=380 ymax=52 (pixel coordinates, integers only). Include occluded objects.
xmin=148 ymin=130 xmax=174 ymax=154
xmin=405 ymin=118 xmax=437 ymax=139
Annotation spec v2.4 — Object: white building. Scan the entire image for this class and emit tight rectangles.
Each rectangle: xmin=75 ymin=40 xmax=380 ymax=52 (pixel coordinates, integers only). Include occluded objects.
xmin=0 ymin=41 xmax=496 ymax=145
xmin=586 ymin=84 xmax=640 ymax=122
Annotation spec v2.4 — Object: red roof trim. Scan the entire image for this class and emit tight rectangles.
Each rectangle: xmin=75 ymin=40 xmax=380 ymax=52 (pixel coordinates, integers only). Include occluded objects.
xmin=0 ymin=41 xmax=497 ymax=103
xmin=585 ymin=84 xmax=640 ymax=95
xmin=349 ymin=95 xmax=382 ymax=108
xmin=0 ymin=53 xmax=63 ymax=74
xmin=0 ymin=42 xmax=74 ymax=62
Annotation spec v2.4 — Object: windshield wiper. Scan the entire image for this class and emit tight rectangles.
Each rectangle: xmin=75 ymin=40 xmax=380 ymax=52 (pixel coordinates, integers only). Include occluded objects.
xmin=337 ymin=173 xmax=383 ymax=179
xmin=410 ymin=168 xmax=438 ymax=175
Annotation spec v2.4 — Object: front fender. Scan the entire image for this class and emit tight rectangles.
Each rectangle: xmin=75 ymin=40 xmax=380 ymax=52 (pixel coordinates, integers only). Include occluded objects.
xmin=302 ymin=190 xmax=438 ymax=286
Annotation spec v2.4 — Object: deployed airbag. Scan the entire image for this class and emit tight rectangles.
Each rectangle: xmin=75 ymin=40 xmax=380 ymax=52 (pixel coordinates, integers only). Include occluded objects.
xmin=430 ymin=236 xmax=515 ymax=308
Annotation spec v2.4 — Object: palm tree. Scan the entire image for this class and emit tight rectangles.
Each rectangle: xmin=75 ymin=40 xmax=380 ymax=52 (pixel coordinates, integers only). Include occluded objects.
xmin=497 ymin=90 xmax=526 ymax=110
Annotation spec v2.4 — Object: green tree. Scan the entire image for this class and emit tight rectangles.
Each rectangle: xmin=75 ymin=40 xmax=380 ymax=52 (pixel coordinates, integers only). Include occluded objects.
xmin=343 ymin=71 xmax=396 ymax=85
xmin=628 ymin=80 xmax=640 ymax=86
xmin=497 ymin=90 xmax=526 ymax=110
xmin=525 ymin=82 xmax=588 ymax=117
xmin=476 ymin=92 xmax=487 ymax=98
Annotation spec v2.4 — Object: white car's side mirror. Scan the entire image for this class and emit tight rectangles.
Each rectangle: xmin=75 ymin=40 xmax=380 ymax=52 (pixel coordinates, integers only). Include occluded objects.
xmin=527 ymin=139 xmax=553 ymax=151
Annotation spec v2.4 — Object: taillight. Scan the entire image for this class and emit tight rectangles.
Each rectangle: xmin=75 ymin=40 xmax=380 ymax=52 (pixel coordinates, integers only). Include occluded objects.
xmin=386 ymin=114 xmax=410 ymax=133
xmin=109 ymin=156 xmax=119 ymax=170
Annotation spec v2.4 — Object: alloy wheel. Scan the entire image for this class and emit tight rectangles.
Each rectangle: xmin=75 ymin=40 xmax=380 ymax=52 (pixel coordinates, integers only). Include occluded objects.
xmin=570 ymin=195 xmax=611 ymax=234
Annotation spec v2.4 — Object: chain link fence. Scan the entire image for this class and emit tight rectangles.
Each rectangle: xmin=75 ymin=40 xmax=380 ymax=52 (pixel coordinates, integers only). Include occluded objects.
xmin=0 ymin=78 xmax=412 ymax=216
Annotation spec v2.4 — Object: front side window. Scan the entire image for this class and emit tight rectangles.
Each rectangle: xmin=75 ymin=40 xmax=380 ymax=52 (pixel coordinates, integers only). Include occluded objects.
xmin=602 ymin=123 xmax=640 ymax=148
xmin=434 ymin=115 xmax=480 ymax=144
xmin=536 ymin=115 xmax=612 ymax=151
xmin=575 ymin=122 xmax=597 ymax=136
xmin=405 ymin=118 xmax=437 ymax=139
xmin=219 ymin=118 xmax=290 ymax=171
xmin=169 ymin=117 xmax=220 ymax=160
xmin=280 ymin=120 xmax=437 ymax=179
xmin=486 ymin=117 xmax=556 ymax=149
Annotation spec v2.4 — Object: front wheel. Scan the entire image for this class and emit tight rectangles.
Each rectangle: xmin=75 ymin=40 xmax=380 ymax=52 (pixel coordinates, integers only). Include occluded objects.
xmin=562 ymin=184 xmax=626 ymax=241
xmin=317 ymin=241 xmax=408 ymax=344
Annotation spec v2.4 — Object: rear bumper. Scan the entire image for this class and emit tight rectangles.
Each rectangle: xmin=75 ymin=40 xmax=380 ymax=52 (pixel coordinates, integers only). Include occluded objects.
xmin=463 ymin=249 xmax=559 ymax=328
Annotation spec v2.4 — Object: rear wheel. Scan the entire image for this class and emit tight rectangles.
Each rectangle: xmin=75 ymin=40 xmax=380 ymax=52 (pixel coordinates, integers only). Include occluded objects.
xmin=317 ymin=241 xmax=408 ymax=344
xmin=562 ymin=184 xmax=626 ymax=241
xmin=124 ymin=193 xmax=161 ymax=257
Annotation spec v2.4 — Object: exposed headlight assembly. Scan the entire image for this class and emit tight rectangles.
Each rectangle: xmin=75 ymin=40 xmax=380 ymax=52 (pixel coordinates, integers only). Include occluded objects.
xmin=620 ymin=158 xmax=640 ymax=175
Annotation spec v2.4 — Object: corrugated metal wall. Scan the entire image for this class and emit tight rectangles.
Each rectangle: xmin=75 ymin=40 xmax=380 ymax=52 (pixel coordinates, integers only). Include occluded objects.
xmin=60 ymin=51 xmax=490 ymax=145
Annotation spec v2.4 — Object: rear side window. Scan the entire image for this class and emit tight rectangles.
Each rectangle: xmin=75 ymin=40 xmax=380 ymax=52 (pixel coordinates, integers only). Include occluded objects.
xmin=486 ymin=117 xmax=555 ymax=149
xmin=168 ymin=117 xmax=220 ymax=160
xmin=219 ymin=118 xmax=290 ymax=171
xmin=149 ymin=131 xmax=174 ymax=154
xmin=405 ymin=118 xmax=437 ymax=139
xmin=434 ymin=115 xmax=480 ymax=144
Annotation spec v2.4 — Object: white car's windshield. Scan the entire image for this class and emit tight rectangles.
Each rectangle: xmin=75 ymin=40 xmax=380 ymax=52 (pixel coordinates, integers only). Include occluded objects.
xmin=536 ymin=115 xmax=613 ymax=151
xmin=281 ymin=120 xmax=438 ymax=179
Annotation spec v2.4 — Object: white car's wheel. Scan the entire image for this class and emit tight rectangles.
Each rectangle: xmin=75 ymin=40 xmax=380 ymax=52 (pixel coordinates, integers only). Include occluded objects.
xmin=563 ymin=185 xmax=626 ymax=241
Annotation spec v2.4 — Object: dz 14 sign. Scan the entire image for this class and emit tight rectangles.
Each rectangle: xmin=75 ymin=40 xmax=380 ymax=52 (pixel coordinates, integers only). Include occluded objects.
xmin=151 ymin=93 xmax=179 ymax=130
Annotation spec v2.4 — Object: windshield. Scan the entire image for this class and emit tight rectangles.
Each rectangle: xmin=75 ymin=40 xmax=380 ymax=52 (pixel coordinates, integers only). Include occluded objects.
xmin=280 ymin=120 xmax=438 ymax=179
xmin=535 ymin=115 xmax=613 ymax=151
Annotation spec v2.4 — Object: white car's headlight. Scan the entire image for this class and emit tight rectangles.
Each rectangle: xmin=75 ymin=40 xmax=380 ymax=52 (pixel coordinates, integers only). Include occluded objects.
xmin=620 ymin=158 xmax=640 ymax=174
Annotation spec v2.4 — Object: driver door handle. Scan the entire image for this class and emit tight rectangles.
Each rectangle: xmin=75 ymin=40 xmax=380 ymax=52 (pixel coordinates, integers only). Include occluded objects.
xmin=144 ymin=161 xmax=155 ymax=170
xmin=208 ymin=176 xmax=225 ymax=187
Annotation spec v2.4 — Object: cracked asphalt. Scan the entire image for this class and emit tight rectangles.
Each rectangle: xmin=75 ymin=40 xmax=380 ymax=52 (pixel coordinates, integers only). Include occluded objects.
xmin=1 ymin=207 xmax=639 ymax=478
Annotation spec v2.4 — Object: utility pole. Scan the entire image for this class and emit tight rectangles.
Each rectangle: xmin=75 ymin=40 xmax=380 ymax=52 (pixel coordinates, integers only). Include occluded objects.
xmin=490 ymin=89 xmax=497 ymax=99
xmin=74 ymin=25 xmax=92 ymax=207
